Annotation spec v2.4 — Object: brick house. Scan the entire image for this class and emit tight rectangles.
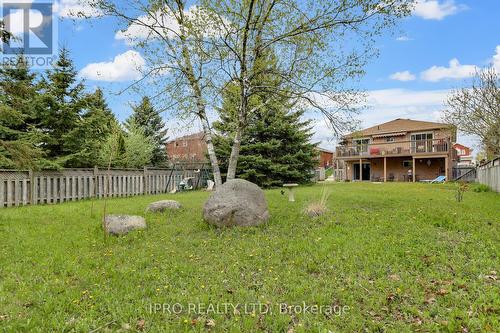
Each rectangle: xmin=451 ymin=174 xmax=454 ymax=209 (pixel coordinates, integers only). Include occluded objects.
xmin=166 ymin=132 xmax=208 ymax=163
xmin=317 ymin=148 xmax=334 ymax=168
xmin=453 ymin=143 xmax=474 ymax=166
xmin=335 ymin=119 xmax=457 ymax=182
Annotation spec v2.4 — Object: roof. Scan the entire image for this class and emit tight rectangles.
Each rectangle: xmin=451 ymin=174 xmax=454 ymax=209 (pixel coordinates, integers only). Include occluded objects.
xmin=317 ymin=147 xmax=334 ymax=154
xmin=167 ymin=132 xmax=205 ymax=143
xmin=453 ymin=143 xmax=470 ymax=150
xmin=343 ymin=118 xmax=453 ymax=138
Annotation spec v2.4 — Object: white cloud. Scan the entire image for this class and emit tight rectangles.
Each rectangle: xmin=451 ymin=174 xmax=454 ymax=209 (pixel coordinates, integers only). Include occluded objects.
xmin=492 ymin=45 xmax=500 ymax=73
xmin=389 ymin=70 xmax=416 ymax=81
xmin=115 ymin=5 xmax=228 ymax=45
xmin=396 ymin=36 xmax=412 ymax=42
xmin=79 ymin=50 xmax=146 ymax=82
xmin=54 ymin=0 xmax=102 ymax=18
xmin=420 ymin=58 xmax=478 ymax=82
xmin=413 ymin=0 xmax=466 ymax=20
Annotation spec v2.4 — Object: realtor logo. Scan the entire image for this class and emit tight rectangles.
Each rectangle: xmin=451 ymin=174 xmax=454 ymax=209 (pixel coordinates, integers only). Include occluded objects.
xmin=1 ymin=2 xmax=57 ymax=66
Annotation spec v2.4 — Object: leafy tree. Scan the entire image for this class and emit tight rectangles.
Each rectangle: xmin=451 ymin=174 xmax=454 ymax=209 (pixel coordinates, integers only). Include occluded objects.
xmin=86 ymin=0 xmax=411 ymax=186
xmin=123 ymin=121 xmax=154 ymax=168
xmin=99 ymin=121 xmax=153 ymax=168
xmin=0 ymin=55 xmax=48 ymax=169
xmin=444 ymin=68 xmax=500 ymax=159
xmin=125 ymin=96 xmax=168 ymax=166
xmin=37 ymin=48 xmax=87 ymax=166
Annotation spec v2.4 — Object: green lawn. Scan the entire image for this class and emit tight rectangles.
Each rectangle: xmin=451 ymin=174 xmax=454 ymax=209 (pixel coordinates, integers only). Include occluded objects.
xmin=0 ymin=183 xmax=499 ymax=332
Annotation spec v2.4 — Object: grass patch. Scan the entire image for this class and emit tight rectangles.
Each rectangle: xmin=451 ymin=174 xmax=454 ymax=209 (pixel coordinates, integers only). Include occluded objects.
xmin=0 ymin=183 xmax=499 ymax=332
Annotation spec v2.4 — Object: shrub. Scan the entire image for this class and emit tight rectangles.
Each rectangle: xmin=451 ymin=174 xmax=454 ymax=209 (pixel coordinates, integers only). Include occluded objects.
xmin=473 ymin=183 xmax=492 ymax=192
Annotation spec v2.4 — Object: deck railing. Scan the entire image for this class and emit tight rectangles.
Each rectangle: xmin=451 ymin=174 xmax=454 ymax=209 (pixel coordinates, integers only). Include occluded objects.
xmin=336 ymin=139 xmax=451 ymax=158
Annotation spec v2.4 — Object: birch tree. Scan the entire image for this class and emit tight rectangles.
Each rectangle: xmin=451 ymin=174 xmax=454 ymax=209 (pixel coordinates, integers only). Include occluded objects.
xmin=444 ymin=68 xmax=500 ymax=159
xmin=79 ymin=0 xmax=412 ymax=183
xmin=203 ymin=0 xmax=413 ymax=179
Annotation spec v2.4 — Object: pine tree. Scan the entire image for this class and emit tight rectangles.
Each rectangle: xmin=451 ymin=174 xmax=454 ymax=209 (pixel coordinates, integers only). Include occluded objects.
xmin=37 ymin=48 xmax=86 ymax=166
xmin=214 ymin=52 xmax=318 ymax=187
xmin=125 ymin=96 xmax=168 ymax=166
xmin=0 ymin=55 xmax=47 ymax=169
xmin=63 ymin=88 xmax=118 ymax=167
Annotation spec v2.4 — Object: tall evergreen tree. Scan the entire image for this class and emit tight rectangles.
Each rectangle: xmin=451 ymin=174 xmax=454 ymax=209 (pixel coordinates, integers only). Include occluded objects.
xmin=214 ymin=52 xmax=317 ymax=187
xmin=125 ymin=96 xmax=168 ymax=166
xmin=37 ymin=48 xmax=86 ymax=166
xmin=63 ymin=88 xmax=118 ymax=167
xmin=0 ymin=55 xmax=47 ymax=169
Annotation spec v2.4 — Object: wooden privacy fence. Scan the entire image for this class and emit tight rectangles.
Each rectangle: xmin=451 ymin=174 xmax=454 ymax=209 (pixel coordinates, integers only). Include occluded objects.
xmin=476 ymin=157 xmax=500 ymax=192
xmin=0 ymin=166 xmax=210 ymax=208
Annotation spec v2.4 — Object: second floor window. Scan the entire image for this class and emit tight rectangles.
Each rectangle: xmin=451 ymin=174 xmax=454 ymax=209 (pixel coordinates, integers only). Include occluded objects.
xmin=354 ymin=138 xmax=370 ymax=153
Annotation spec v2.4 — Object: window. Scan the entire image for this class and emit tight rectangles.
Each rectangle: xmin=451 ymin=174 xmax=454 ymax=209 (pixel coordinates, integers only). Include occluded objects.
xmin=403 ymin=160 xmax=412 ymax=168
xmin=411 ymin=133 xmax=433 ymax=141
xmin=386 ymin=137 xmax=395 ymax=142
xmin=411 ymin=132 xmax=433 ymax=153
xmin=353 ymin=138 xmax=370 ymax=153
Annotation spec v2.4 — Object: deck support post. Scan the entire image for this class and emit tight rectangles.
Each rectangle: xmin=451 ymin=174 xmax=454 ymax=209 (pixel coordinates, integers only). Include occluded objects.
xmin=359 ymin=158 xmax=362 ymax=181
xmin=412 ymin=157 xmax=416 ymax=182
xmin=445 ymin=157 xmax=448 ymax=181
xmin=384 ymin=157 xmax=387 ymax=182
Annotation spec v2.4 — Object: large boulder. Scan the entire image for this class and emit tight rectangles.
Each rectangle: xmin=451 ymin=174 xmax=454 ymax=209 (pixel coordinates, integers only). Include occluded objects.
xmin=146 ymin=200 xmax=182 ymax=213
xmin=203 ymin=179 xmax=270 ymax=227
xmin=104 ymin=215 xmax=146 ymax=235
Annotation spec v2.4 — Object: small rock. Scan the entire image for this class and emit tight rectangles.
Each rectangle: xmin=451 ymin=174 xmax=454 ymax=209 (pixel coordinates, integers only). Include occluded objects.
xmin=104 ymin=215 xmax=146 ymax=235
xmin=146 ymin=200 xmax=182 ymax=213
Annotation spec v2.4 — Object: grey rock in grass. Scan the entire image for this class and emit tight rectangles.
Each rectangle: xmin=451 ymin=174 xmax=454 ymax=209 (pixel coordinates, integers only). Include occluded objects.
xmin=146 ymin=200 xmax=182 ymax=213
xmin=104 ymin=215 xmax=146 ymax=235
xmin=203 ymin=179 xmax=270 ymax=227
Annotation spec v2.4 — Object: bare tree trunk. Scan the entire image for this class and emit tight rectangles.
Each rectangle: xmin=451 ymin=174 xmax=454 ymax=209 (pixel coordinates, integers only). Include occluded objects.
xmin=226 ymin=0 xmax=255 ymax=181
xmin=225 ymin=128 xmax=242 ymax=180
xmin=176 ymin=2 xmax=223 ymax=187
xmin=200 ymin=114 xmax=223 ymax=186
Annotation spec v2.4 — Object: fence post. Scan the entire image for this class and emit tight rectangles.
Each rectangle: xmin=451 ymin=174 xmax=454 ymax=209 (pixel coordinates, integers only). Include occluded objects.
xmin=93 ymin=166 xmax=98 ymax=198
xmin=143 ymin=166 xmax=148 ymax=195
xmin=28 ymin=170 xmax=34 ymax=205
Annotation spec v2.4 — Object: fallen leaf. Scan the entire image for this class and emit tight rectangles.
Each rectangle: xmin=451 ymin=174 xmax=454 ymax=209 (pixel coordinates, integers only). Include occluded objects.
xmin=136 ymin=319 xmax=145 ymax=331
xmin=424 ymin=296 xmax=436 ymax=304
xmin=388 ymin=274 xmax=401 ymax=281
xmin=206 ymin=319 xmax=216 ymax=327
xmin=437 ymin=288 xmax=449 ymax=296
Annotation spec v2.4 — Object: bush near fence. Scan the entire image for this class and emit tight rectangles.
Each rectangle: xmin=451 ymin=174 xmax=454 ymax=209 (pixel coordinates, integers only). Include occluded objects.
xmin=0 ymin=165 xmax=210 ymax=208
xmin=476 ymin=157 xmax=500 ymax=193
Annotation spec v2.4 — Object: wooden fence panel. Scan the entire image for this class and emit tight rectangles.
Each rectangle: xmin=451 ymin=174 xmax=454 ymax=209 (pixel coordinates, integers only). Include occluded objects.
xmin=477 ymin=157 xmax=500 ymax=192
xmin=0 ymin=179 xmax=4 ymax=208
xmin=0 ymin=166 xmax=209 ymax=208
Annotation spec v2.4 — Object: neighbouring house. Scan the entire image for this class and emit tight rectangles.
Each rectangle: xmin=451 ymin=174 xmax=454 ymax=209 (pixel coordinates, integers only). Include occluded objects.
xmin=335 ymin=119 xmax=458 ymax=182
xmin=317 ymin=148 xmax=334 ymax=168
xmin=166 ymin=132 xmax=207 ymax=163
xmin=453 ymin=143 xmax=474 ymax=166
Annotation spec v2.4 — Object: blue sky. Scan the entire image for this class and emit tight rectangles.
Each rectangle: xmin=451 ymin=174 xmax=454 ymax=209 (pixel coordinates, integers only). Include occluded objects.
xmin=5 ymin=0 xmax=500 ymax=153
